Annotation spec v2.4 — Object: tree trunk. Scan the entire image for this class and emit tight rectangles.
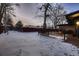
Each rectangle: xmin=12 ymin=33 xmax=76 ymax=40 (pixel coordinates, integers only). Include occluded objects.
xmin=43 ymin=3 xmax=49 ymax=30
xmin=43 ymin=8 xmax=47 ymax=29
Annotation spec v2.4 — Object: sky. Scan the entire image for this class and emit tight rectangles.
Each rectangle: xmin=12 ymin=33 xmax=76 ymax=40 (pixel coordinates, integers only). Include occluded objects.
xmin=13 ymin=3 xmax=79 ymax=26
xmin=64 ymin=3 xmax=79 ymax=13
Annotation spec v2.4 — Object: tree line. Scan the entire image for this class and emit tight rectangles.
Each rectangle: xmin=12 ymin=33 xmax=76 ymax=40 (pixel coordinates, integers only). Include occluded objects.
xmin=0 ymin=3 xmax=67 ymax=33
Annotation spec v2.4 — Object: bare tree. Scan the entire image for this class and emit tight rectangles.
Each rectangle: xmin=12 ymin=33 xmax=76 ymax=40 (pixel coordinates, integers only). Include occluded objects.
xmin=3 ymin=14 xmax=14 ymax=30
xmin=37 ymin=3 xmax=67 ymax=29
xmin=49 ymin=3 xmax=67 ymax=29
xmin=0 ymin=3 xmax=19 ymax=34
xmin=37 ymin=3 xmax=51 ymax=29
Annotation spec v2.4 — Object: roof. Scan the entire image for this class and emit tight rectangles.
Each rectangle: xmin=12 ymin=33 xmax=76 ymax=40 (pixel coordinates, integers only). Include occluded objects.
xmin=66 ymin=10 xmax=79 ymax=16
xmin=66 ymin=10 xmax=79 ymax=20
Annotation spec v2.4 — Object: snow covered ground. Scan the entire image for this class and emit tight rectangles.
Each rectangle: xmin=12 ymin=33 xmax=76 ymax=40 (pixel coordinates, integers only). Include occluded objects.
xmin=0 ymin=31 xmax=79 ymax=56
xmin=49 ymin=35 xmax=65 ymax=41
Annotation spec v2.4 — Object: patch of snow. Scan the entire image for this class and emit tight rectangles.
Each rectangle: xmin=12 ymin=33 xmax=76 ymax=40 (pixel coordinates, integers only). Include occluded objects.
xmin=49 ymin=35 xmax=67 ymax=41
xmin=39 ymin=35 xmax=79 ymax=56
xmin=0 ymin=31 xmax=79 ymax=56
xmin=49 ymin=35 xmax=64 ymax=39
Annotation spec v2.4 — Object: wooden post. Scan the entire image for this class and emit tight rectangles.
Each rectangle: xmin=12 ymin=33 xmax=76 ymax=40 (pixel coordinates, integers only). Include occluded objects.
xmin=63 ymin=30 xmax=66 ymax=41
xmin=64 ymin=33 xmax=65 ymax=41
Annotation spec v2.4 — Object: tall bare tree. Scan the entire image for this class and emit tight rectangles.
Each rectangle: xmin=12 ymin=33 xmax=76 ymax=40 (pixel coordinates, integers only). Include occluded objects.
xmin=48 ymin=3 xmax=67 ymax=29
xmin=37 ymin=3 xmax=67 ymax=29
xmin=0 ymin=3 xmax=19 ymax=33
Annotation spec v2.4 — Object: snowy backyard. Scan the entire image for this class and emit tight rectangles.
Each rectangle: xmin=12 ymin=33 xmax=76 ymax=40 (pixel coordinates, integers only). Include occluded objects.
xmin=0 ymin=31 xmax=79 ymax=56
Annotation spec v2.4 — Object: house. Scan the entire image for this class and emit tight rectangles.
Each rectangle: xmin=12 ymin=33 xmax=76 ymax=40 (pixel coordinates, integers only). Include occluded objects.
xmin=57 ymin=10 xmax=79 ymax=38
